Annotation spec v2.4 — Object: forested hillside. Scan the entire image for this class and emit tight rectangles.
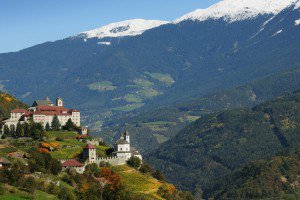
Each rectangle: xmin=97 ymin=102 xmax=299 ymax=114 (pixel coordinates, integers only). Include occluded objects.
xmin=206 ymin=149 xmax=300 ymax=199
xmin=0 ymin=92 xmax=27 ymax=122
xmin=100 ymin=66 xmax=300 ymax=153
xmin=146 ymin=91 xmax=300 ymax=191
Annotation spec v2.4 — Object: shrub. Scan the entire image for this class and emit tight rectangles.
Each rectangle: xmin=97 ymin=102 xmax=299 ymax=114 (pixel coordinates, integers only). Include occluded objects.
xmin=55 ymin=137 xmax=64 ymax=142
xmin=58 ymin=187 xmax=77 ymax=200
xmin=152 ymin=169 xmax=165 ymax=182
xmin=127 ymin=156 xmax=141 ymax=169
xmin=139 ymin=163 xmax=153 ymax=174
xmin=0 ymin=182 xmax=4 ymax=195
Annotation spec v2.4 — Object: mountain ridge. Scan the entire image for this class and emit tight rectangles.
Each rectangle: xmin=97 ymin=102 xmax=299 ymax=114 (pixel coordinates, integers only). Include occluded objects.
xmin=175 ymin=0 xmax=299 ymax=23
xmin=72 ymin=0 xmax=300 ymax=42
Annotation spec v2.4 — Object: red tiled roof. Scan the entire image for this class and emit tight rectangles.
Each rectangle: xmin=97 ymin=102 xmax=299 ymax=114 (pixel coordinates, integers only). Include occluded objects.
xmin=34 ymin=105 xmax=78 ymax=116
xmin=36 ymin=105 xmax=69 ymax=112
xmin=11 ymin=109 xmax=28 ymax=113
xmin=33 ymin=111 xmax=71 ymax=116
xmin=84 ymin=143 xmax=96 ymax=149
xmin=62 ymin=159 xmax=83 ymax=167
xmin=11 ymin=105 xmax=79 ymax=117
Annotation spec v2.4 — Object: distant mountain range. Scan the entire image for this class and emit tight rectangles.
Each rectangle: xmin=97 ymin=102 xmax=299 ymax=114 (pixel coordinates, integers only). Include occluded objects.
xmin=0 ymin=0 xmax=300 ymax=151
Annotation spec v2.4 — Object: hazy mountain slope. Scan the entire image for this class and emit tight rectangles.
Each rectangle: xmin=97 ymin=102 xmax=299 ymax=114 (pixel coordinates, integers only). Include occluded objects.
xmin=99 ymin=66 xmax=300 ymax=152
xmin=146 ymin=91 xmax=300 ymax=191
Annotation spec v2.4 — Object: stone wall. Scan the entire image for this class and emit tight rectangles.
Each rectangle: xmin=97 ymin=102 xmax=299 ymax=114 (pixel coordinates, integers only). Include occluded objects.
xmin=59 ymin=156 xmax=128 ymax=167
xmin=95 ymin=156 xmax=128 ymax=166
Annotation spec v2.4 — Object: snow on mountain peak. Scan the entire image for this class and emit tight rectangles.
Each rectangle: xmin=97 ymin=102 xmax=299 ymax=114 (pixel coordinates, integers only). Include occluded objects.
xmin=175 ymin=0 xmax=297 ymax=23
xmin=80 ymin=19 xmax=169 ymax=39
xmin=295 ymin=0 xmax=300 ymax=9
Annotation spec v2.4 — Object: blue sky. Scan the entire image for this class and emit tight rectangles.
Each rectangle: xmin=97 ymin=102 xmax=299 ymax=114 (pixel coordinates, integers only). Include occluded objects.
xmin=0 ymin=0 xmax=220 ymax=53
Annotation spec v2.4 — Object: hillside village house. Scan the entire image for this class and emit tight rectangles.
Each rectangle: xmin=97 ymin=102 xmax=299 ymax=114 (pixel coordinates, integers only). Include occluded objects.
xmin=2 ymin=97 xmax=80 ymax=131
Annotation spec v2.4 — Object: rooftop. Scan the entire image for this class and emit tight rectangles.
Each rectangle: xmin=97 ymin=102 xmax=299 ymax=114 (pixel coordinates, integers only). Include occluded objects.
xmin=116 ymin=139 xmax=129 ymax=145
xmin=84 ymin=143 xmax=96 ymax=149
xmin=62 ymin=159 xmax=84 ymax=167
xmin=32 ymin=99 xmax=53 ymax=107
xmin=11 ymin=109 xmax=29 ymax=114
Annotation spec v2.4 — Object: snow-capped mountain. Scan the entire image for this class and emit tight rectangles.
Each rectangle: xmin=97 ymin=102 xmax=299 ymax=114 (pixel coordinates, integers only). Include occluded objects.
xmin=79 ymin=19 xmax=169 ymax=39
xmin=175 ymin=0 xmax=298 ymax=23
xmin=77 ymin=0 xmax=299 ymax=41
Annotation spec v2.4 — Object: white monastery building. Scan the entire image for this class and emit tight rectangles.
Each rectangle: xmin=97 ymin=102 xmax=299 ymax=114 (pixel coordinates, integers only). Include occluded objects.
xmin=2 ymin=97 xmax=80 ymax=130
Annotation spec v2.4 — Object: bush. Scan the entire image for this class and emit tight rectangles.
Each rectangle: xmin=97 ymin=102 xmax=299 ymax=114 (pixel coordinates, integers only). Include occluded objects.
xmin=22 ymin=177 xmax=37 ymax=193
xmin=58 ymin=187 xmax=77 ymax=200
xmin=127 ymin=156 xmax=141 ymax=169
xmin=55 ymin=137 xmax=64 ymax=142
xmin=139 ymin=163 xmax=153 ymax=174
xmin=0 ymin=182 xmax=4 ymax=195
xmin=47 ymin=183 xmax=61 ymax=196
xmin=99 ymin=161 xmax=111 ymax=167
xmin=152 ymin=169 xmax=165 ymax=182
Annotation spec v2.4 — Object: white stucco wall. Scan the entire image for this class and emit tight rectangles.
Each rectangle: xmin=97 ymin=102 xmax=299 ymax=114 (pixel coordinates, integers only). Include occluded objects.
xmin=117 ymin=143 xmax=130 ymax=152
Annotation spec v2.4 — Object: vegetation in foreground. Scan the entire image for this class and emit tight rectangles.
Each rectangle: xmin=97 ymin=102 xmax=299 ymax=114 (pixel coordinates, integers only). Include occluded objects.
xmin=0 ymin=130 xmax=193 ymax=200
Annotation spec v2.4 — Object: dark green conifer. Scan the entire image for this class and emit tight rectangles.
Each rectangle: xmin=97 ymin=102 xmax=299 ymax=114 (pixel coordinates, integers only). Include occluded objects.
xmin=45 ymin=122 xmax=50 ymax=131
xmin=51 ymin=115 xmax=61 ymax=131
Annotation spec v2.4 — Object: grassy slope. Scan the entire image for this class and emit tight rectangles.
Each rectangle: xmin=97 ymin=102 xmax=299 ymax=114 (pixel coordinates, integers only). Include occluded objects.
xmin=112 ymin=165 xmax=165 ymax=200
xmin=0 ymin=131 xmax=109 ymax=163
xmin=45 ymin=131 xmax=109 ymax=159
xmin=1 ymin=184 xmax=58 ymax=200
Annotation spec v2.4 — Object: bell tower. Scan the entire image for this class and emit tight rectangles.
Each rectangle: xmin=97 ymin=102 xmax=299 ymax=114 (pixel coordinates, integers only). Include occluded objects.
xmin=124 ymin=131 xmax=130 ymax=143
xmin=56 ymin=97 xmax=63 ymax=107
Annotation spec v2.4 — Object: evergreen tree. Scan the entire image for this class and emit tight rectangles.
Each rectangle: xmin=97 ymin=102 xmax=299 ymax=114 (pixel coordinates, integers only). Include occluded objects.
xmin=45 ymin=122 xmax=50 ymax=131
xmin=15 ymin=122 xmax=24 ymax=138
xmin=30 ymin=122 xmax=45 ymax=140
xmin=3 ymin=125 xmax=10 ymax=137
xmin=51 ymin=115 xmax=61 ymax=131
xmin=64 ymin=119 xmax=75 ymax=131
xmin=24 ymin=122 xmax=30 ymax=137
xmin=10 ymin=125 xmax=16 ymax=138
